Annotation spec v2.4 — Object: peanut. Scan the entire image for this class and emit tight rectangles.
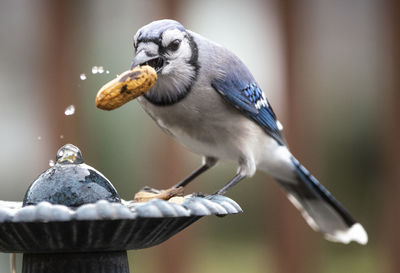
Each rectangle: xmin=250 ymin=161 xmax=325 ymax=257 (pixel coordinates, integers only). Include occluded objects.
xmin=96 ymin=65 xmax=157 ymax=110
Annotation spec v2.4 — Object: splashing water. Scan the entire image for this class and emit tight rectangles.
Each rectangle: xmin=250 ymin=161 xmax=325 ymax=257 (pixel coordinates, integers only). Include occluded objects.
xmin=80 ymin=73 xmax=87 ymax=80
xmin=91 ymin=66 xmax=108 ymax=75
xmin=92 ymin=66 xmax=99 ymax=74
xmin=56 ymin=144 xmax=84 ymax=164
xmin=49 ymin=160 xmax=55 ymax=167
xmin=64 ymin=105 xmax=75 ymax=116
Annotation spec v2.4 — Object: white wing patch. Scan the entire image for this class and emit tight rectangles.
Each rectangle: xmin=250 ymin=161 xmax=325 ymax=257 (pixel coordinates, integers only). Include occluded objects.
xmin=276 ymin=120 xmax=284 ymax=131
xmin=254 ymin=92 xmax=269 ymax=110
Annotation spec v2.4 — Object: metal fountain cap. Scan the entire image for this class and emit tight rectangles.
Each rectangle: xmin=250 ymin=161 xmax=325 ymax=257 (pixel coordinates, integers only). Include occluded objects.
xmin=23 ymin=144 xmax=120 ymax=207
xmin=0 ymin=144 xmax=242 ymax=273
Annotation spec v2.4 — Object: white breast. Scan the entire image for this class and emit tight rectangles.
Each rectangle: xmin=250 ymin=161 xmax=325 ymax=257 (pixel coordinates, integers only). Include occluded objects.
xmin=137 ymin=85 xmax=247 ymax=161
xmin=138 ymin=84 xmax=295 ymax=182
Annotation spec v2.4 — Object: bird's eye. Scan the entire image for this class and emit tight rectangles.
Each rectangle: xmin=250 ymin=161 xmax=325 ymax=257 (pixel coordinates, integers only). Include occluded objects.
xmin=167 ymin=39 xmax=181 ymax=52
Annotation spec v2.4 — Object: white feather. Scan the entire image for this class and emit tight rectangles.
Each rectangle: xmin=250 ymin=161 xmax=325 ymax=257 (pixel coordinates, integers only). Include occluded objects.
xmin=287 ymin=194 xmax=320 ymax=231
xmin=161 ymin=29 xmax=185 ymax=47
xmin=324 ymin=223 xmax=368 ymax=245
xmin=276 ymin=120 xmax=283 ymax=130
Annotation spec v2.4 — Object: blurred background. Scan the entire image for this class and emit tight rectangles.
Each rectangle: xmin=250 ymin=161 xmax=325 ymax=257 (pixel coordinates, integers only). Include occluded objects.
xmin=0 ymin=0 xmax=398 ymax=272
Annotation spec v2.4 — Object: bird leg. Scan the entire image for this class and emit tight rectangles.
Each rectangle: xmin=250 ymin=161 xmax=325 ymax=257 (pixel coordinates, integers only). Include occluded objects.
xmin=215 ymin=173 xmax=247 ymax=195
xmin=172 ymin=157 xmax=218 ymax=188
xmin=215 ymin=158 xmax=253 ymax=195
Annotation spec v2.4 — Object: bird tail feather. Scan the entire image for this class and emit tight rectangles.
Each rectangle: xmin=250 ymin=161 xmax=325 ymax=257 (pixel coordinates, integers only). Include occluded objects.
xmin=275 ymin=156 xmax=368 ymax=245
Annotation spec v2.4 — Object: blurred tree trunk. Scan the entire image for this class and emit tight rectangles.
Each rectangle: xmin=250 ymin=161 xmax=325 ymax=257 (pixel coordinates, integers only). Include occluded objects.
xmin=151 ymin=2 xmax=192 ymax=273
xmin=381 ymin=0 xmax=400 ymax=272
xmin=271 ymin=1 xmax=315 ymax=272
xmin=41 ymin=1 xmax=80 ymax=150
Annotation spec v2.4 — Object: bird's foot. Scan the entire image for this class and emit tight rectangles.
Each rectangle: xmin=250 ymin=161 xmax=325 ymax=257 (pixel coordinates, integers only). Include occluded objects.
xmin=134 ymin=186 xmax=184 ymax=202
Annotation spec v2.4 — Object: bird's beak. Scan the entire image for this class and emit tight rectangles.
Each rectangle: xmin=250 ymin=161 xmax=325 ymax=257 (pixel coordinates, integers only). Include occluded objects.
xmin=131 ymin=50 xmax=165 ymax=73
xmin=131 ymin=50 xmax=148 ymax=68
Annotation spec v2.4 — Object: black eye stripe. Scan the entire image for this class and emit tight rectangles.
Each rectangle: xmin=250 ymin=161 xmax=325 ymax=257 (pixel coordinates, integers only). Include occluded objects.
xmin=167 ymin=39 xmax=181 ymax=51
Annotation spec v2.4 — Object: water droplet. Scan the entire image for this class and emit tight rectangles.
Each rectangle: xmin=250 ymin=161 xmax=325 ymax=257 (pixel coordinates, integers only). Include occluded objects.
xmin=64 ymin=105 xmax=75 ymax=116
xmin=106 ymin=70 xmax=110 ymax=74
xmin=56 ymin=144 xmax=84 ymax=164
xmin=98 ymin=66 xmax=104 ymax=74
xmin=60 ymin=135 xmax=64 ymax=139
xmin=92 ymin=66 xmax=98 ymax=74
xmin=49 ymin=160 xmax=55 ymax=167
xmin=37 ymin=136 xmax=42 ymax=141
xmin=80 ymin=73 xmax=87 ymax=80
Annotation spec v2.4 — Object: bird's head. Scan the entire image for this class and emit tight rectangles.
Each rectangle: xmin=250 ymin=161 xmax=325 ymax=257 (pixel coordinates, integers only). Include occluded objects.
xmin=132 ymin=19 xmax=199 ymax=105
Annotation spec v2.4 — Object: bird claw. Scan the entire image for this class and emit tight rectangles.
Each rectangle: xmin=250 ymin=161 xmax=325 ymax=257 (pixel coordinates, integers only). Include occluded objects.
xmin=134 ymin=186 xmax=184 ymax=202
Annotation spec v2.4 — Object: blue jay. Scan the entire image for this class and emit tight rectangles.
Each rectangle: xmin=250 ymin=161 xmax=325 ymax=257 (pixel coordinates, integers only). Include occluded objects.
xmin=130 ymin=19 xmax=367 ymax=244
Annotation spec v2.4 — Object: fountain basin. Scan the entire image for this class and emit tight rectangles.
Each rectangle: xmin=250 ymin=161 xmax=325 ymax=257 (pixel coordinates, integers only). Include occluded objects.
xmin=0 ymin=144 xmax=242 ymax=273
xmin=0 ymin=195 xmax=241 ymax=253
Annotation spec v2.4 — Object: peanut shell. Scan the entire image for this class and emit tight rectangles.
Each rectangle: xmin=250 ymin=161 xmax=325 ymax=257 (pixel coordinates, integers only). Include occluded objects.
xmin=96 ymin=65 xmax=157 ymax=110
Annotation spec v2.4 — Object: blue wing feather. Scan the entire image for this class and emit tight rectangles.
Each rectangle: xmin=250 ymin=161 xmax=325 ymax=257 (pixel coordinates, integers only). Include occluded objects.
xmin=212 ymin=73 xmax=285 ymax=146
